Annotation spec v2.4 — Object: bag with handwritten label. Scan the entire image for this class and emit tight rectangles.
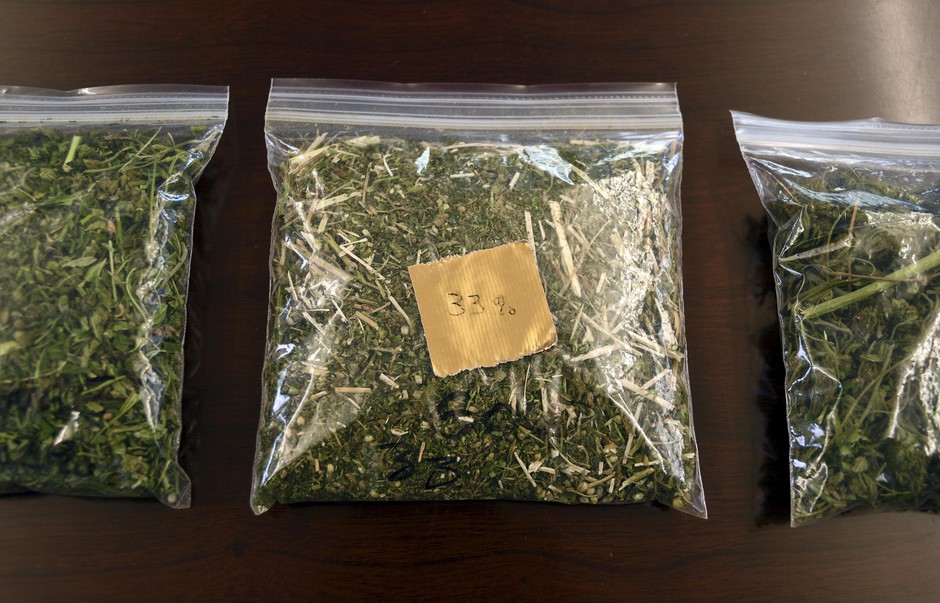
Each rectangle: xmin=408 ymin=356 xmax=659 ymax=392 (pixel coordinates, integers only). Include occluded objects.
xmin=252 ymin=79 xmax=705 ymax=516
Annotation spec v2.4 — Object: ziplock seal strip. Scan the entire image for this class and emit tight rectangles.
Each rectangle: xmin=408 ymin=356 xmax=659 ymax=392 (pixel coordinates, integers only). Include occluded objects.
xmin=732 ymin=111 xmax=940 ymax=157
xmin=267 ymin=79 xmax=681 ymax=130
xmin=0 ymin=85 xmax=230 ymax=125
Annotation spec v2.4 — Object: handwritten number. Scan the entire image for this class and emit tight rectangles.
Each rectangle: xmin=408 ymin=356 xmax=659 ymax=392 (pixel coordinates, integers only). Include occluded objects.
xmin=480 ymin=403 xmax=513 ymax=433
xmin=447 ymin=292 xmax=465 ymax=316
xmin=448 ymin=292 xmax=515 ymax=317
xmin=379 ymin=403 xmax=517 ymax=490
xmin=425 ymin=456 xmax=459 ymax=490
xmin=379 ymin=442 xmax=416 ymax=481
xmin=436 ymin=394 xmax=474 ymax=440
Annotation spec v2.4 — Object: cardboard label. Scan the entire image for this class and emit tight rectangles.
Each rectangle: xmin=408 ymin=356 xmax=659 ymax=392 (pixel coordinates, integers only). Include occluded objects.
xmin=408 ymin=242 xmax=557 ymax=377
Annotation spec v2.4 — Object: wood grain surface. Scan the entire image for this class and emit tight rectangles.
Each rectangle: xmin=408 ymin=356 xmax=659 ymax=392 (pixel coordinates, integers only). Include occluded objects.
xmin=1 ymin=1 xmax=939 ymax=601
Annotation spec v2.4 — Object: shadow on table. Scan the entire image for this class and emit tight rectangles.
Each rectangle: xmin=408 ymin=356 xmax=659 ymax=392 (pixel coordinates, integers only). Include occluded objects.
xmin=746 ymin=216 xmax=790 ymax=525
xmin=180 ymin=122 xmax=239 ymax=490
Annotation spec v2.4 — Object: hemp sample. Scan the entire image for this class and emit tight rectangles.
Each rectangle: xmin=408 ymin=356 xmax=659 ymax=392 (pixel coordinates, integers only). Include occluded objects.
xmin=0 ymin=86 xmax=227 ymax=506
xmin=253 ymin=81 xmax=704 ymax=516
xmin=735 ymin=112 xmax=940 ymax=525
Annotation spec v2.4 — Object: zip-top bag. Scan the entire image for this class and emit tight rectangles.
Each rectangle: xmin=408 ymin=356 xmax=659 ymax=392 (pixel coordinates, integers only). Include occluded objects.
xmin=734 ymin=112 xmax=940 ymax=525
xmin=253 ymin=80 xmax=705 ymax=516
xmin=0 ymin=85 xmax=228 ymax=507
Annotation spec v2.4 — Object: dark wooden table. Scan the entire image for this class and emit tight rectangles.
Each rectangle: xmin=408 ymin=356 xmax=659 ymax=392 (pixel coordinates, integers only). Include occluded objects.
xmin=2 ymin=1 xmax=939 ymax=600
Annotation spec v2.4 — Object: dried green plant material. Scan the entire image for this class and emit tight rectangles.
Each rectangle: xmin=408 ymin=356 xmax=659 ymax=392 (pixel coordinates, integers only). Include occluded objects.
xmin=252 ymin=133 xmax=704 ymax=515
xmin=759 ymin=167 xmax=940 ymax=525
xmin=0 ymin=125 xmax=220 ymax=506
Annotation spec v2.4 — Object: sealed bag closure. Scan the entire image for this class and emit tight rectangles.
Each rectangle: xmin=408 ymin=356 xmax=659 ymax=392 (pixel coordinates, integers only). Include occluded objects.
xmin=266 ymin=79 xmax=682 ymax=131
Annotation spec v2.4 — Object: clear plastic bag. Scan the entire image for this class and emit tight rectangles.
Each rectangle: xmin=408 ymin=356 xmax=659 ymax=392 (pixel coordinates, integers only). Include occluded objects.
xmin=0 ymin=85 xmax=228 ymax=507
xmin=734 ymin=112 xmax=940 ymax=525
xmin=253 ymin=80 xmax=705 ymax=515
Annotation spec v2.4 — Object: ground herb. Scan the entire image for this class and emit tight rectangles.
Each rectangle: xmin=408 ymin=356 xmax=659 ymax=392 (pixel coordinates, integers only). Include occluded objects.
xmin=252 ymin=131 xmax=704 ymax=515
xmin=760 ymin=168 xmax=940 ymax=525
xmin=0 ymin=125 xmax=219 ymax=506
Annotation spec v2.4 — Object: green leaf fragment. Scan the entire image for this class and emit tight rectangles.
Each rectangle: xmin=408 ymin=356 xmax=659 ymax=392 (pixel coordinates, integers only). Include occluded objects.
xmin=62 ymin=256 xmax=98 ymax=268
